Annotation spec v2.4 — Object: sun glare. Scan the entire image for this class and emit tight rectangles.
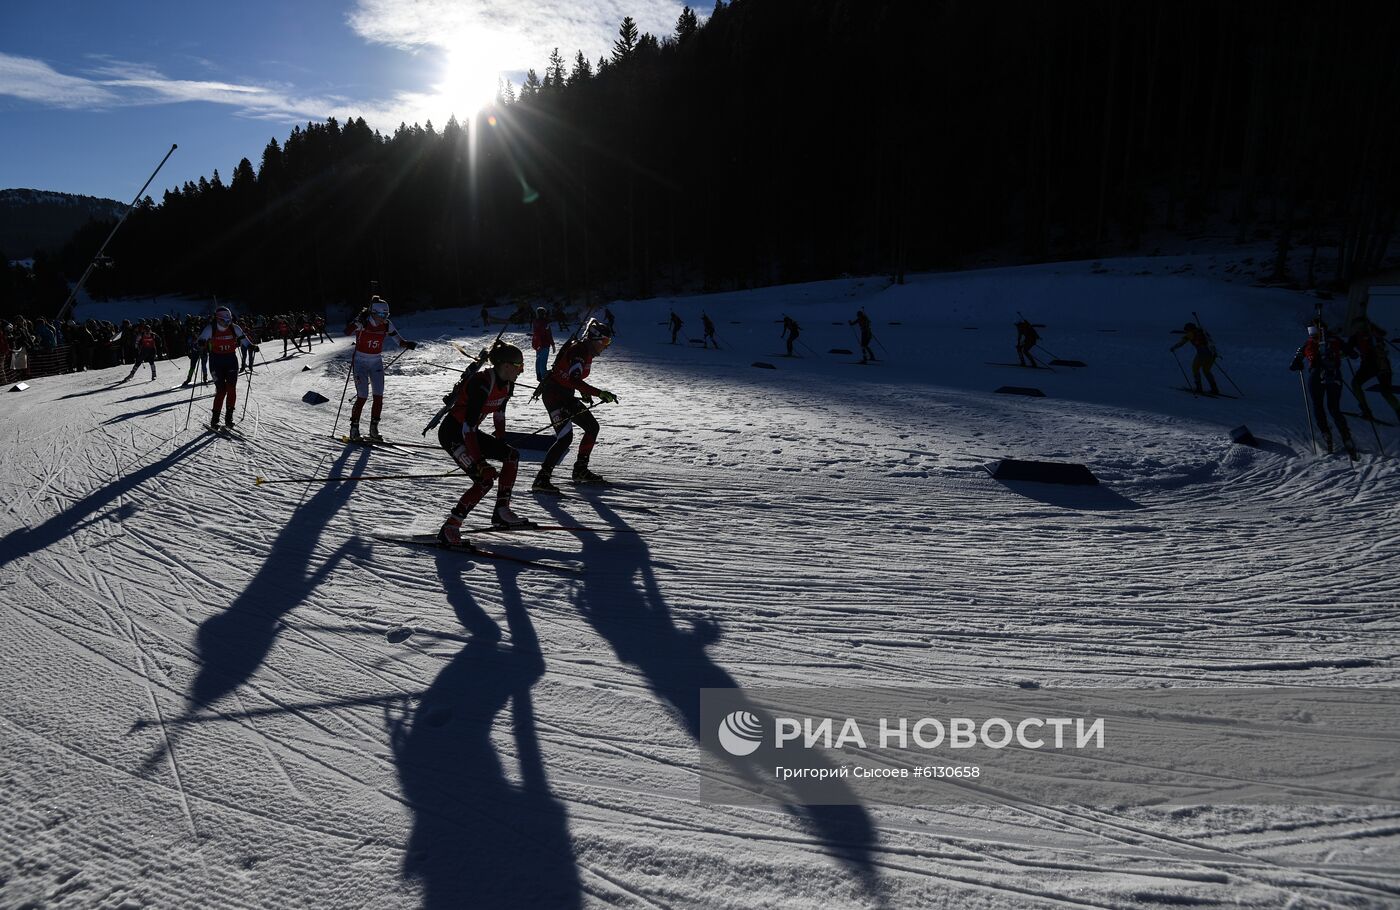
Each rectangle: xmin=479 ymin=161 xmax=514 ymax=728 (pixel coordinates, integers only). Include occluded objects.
xmin=437 ymin=39 xmax=502 ymax=117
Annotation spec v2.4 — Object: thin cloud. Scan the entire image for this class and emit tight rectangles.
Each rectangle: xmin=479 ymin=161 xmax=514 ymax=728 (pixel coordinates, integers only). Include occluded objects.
xmin=0 ymin=52 xmax=440 ymax=131
xmin=347 ymin=0 xmax=693 ymax=69
xmin=0 ymin=52 xmax=118 ymax=107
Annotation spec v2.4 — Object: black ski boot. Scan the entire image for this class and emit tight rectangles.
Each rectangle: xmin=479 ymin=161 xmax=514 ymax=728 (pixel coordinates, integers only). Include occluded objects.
xmin=531 ymin=471 xmax=561 ymax=495
xmin=491 ymin=502 xmax=533 ymax=530
xmin=572 ymin=460 xmax=606 ymax=484
xmin=438 ymin=509 xmax=467 ymax=546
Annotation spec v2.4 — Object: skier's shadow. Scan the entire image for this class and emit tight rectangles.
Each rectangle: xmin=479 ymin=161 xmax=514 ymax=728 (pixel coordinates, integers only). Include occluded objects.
xmin=542 ymin=495 xmax=882 ymax=892
xmin=390 ymin=552 xmax=579 ymax=909
xmin=102 ymin=393 xmax=215 ymax=425
xmin=182 ymin=447 xmax=371 ymax=710
xmin=0 ymin=434 xmax=213 ymax=574
xmin=139 ymin=447 xmax=371 ymax=774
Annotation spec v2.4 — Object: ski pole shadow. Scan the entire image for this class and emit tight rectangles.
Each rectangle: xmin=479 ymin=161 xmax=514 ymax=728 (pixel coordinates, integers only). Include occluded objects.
xmin=541 ymin=495 xmax=883 ymax=894
xmin=0 ymin=434 xmax=214 ymax=574
xmin=102 ymin=394 xmax=215 ymax=425
xmin=389 ymin=552 xmax=579 ymax=909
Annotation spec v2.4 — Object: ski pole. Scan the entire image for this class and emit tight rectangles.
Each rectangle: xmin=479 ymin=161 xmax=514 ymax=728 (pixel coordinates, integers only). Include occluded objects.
xmin=1033 ymin=342 xmax=1063 ymax=362
xmin=330 ymin=349 xmax=355 ymax=438
xmin=1343 ymin=359 xmax=1385 ymax=456
xmin=1299 ymin=372 xmax=1317 ymax=455
xmin=183 ymin=365 xmax=200 ymax=430
xmin=255 ymin=468 xmax=461 ymax=487
xmin=523 ymin=401 xmax=607 ymax=436
xmin=383 ymin=346 xmax=411 ymax=371
xmin=1214 ymin=361 xmax=1245 ymax=398
xmin=240 ymin=344 xmax=273 ymax=422
xmin=1171 ymin=349 xmax=1196 ymax=396
xmin=239 ymin=351 xmax=254 ymax=422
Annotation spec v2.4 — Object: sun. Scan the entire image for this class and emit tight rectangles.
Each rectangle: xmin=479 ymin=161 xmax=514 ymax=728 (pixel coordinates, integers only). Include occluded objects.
xmin=436 ymin=38 xmax=503 ymax=117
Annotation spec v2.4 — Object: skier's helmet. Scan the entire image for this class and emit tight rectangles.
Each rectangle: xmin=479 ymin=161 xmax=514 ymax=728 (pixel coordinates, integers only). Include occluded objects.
xmin=488 ymin=343 xmax=525 ymax=367
xmin=370 ymin=297 xmax=390 ymax=319
xmin=582 ymin=318 xmax=613 ymax=344
xmin=214 ymin=306 xmax=232 ymax=326
xmin=536 ymin=306 xmax=547 ymax=319
xmin=1183 ymin=322 xmax=1195 ymax=331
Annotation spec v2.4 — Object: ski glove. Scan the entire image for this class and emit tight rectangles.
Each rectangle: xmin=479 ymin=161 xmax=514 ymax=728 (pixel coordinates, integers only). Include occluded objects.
xmin=596 ymin=389 xmax=619 ymax=404
xmin=402 ymin=340 xmax=418 ymax=350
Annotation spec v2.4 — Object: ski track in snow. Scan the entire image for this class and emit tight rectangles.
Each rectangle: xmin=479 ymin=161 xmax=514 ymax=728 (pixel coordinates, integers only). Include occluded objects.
xmin=3 ymin=255 xmax=1399 ymax=908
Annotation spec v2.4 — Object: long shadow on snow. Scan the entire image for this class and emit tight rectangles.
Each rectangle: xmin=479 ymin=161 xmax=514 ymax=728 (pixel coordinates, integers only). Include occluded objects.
xmin=0 ymin=434 xmax=213 ymax=574
xmin=182 ymin=446 xmax=371 ymax=709
xmin=540 ymin=494 xmax=883 ymax=893
xmin=390 ymin=550 xmax=580 ymax=909
xmin=102 ymin=393 xmax=215 ymax=425
xmin=138 ymin=446 xmax=372 ymax=774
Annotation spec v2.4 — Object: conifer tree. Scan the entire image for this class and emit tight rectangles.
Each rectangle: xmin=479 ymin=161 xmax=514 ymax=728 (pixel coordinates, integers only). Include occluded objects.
xmin=613 ymin=16 xmax=639 ymax=63
xmin=676 ymin=6 xmax=699 ymax=42
xmin=547 ymin=48 xmax=566 ymax=91
xmin=569 ymin=50 xmax=593 ymax=86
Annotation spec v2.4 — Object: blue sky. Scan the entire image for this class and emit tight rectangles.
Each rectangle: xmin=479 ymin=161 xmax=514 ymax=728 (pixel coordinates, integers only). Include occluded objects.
xmin=1 ymin=0 xmax=699 ymax=202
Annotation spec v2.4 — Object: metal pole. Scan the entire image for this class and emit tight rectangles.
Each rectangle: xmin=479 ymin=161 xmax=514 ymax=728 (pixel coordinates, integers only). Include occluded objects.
xmin=1171 ymin=349 xmax=1196 ymax=396
xmin=331 ymin=349 xmax=355 ymax=438
xmin=1299 ymin=372 xmax=1317 ymax=455
xmin=57 ymin=144 xmax=178 ymax=323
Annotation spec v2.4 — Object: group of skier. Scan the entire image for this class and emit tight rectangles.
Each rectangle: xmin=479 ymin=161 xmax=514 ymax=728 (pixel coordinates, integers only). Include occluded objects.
xmin=213 ymin=290 xmax=1399 ymax=555
xmin=337 ymin=296 xmax=619 ymax=545
xmin=1287 ymin=316 xmax=1398 ymax=457
xmin=429 ymin=313 xmax=618 ymax=544
xmin=1019 ymin=311 xmax=1398 ymax=458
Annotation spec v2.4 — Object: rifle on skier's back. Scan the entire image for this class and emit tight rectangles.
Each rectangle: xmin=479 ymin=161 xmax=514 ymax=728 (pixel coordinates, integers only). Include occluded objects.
xmin=421 ymin=324 xmax=510 ymax=436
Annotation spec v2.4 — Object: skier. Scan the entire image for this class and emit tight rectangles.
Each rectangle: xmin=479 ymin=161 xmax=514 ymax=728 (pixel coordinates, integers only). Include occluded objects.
xmin=531 ymin=306 xmax=556 ymax=382
xmin=197 ymin=306 xmax=257 ymax=430
xmin=436 ymin=343 xmax=531 ymax=543
xmin=851 ymin=309 xmax=876 ymax=363
xmin=275 ymin=315 xmax=294 ymax=358
xmin=240 ymin=321 xmax=259 ymax=373
xmin=1170 ymin=322 xmax=1219 ymax=395
xmin=1015 ymin=318 xmax=1039 ymax=367
xmin=781 ymin=315 xmax=801 ymax=357
xmin=532 ymin=318 xmax=619 ymax=493
xmin=1291 ymin=320 xmax=1356 ymax=457
xmin=345 ymin=296 xmax=417 ymax=442
xmin=604 ymin=307 xmax=616 ymax=333
xmin=182 ymin=322 xmax=208 ymax=386
xmin=1347 ymin=319 xmax=1400 ymax=423
xmin=702 ymin=313 xmax=719 ymax=349
xmin=669 ymin=310 xmax=684 ymax=345
xmin=123 ymin=323 xmax=162 ymax=382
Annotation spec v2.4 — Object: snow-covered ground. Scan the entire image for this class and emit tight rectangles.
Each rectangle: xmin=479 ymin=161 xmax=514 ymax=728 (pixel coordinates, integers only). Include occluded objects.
xmin=3 ymin=250 xmax=1399 ymax=908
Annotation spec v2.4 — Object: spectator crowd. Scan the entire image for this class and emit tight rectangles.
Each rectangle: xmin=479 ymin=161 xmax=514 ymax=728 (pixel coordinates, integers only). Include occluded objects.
xmin=0 ymin=310 xmax=335 ymax=385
